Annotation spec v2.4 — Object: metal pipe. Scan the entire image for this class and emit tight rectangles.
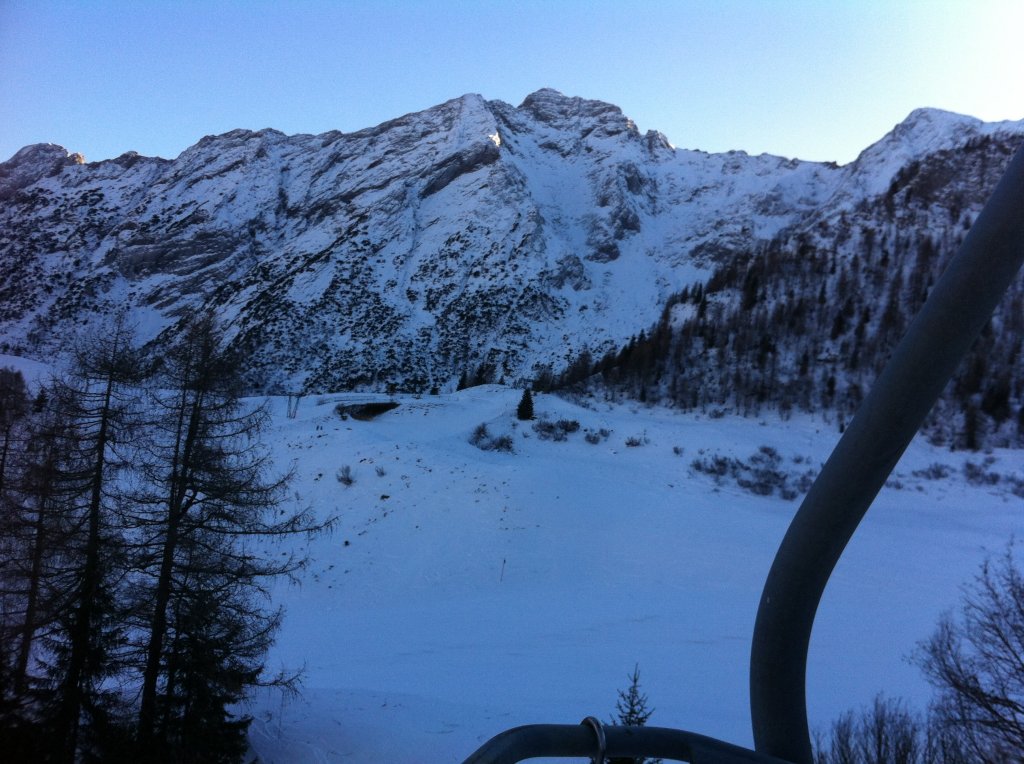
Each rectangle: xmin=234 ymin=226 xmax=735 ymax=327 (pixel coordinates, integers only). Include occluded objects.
xmin=750 ymin=142 xmax=1024 ymax=763
xmin=461 ymin=722 xmax=794 ymax=763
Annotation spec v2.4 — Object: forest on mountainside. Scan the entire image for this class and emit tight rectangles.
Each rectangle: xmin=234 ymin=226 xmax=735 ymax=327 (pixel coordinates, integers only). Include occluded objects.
xmin=558 ymin=135 xmax=1024 ymax=451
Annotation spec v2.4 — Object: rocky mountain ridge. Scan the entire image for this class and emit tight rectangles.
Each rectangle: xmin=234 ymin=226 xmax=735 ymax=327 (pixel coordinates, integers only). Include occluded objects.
xmin=1 ymin=89 xmax=1022 ymax=394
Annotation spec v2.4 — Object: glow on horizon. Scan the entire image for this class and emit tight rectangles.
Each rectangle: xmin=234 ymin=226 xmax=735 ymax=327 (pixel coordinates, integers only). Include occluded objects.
xmin=1 ymin=0 xmax=1022 ymax=166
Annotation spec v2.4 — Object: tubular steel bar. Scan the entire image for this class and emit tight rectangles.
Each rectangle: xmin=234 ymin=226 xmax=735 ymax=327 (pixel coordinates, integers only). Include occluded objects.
xmin=461 ymin=722 xmax=794 ymax=763
xmin=750 ymin=142 xmax=1024 ymax=763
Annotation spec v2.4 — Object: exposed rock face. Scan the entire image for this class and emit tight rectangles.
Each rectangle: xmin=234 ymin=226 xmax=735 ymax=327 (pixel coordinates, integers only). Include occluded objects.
xmin=0 ymin=91 xmax=1021 ymax=393
xmin=0 ymin=143 xmax=86 ymax=201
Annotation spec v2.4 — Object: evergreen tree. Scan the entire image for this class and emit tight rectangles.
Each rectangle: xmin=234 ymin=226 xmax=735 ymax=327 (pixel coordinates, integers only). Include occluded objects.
xmin=0 ymin=374 xmax=54 ymax=754
xmin=0 ymin=319 xmax=333 ymax=762
xmin=130 ymin=317 xmax=330 ymax=758
xmin=562 ymin=348 xmax=595 ymax=387
xmin=609 ymin=664 xmax=660 ymax=764
xmin=0 ymin=402 xmax=72 ymax=700
xmin=962 ymin=402 xmax=981 ymax=451
xmin=516 ymin=389 xmax=534 ymax=421
xmin=46 ymin=321 xmax=150 ymax=762
xmin=0 ymin=328 xmax=149 ymax=761
xmin=0 ymin=367 xmax=29 ymax=495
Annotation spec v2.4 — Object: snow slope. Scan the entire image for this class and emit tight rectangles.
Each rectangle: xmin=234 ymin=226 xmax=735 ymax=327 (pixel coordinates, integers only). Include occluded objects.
xmin=241 ymin=387 xmax=1024 ymax=762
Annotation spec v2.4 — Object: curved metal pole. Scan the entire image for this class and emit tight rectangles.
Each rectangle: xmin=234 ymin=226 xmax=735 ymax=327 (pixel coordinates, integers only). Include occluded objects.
xmin=750 ymin=142 xmax=1024 ymax=763
xmin=461 ymin=722 xmax=794 ymax=763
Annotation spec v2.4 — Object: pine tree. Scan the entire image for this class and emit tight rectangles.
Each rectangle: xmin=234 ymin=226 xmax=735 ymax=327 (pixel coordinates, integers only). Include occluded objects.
xmin=1 ymin=403 xmax=72 ymax=700
xmin=0 ymin=367 xmax=29 ymax=496
xmin=1 ymin=318 xmax=335 ymax=762
xmin=46 ymin=321 xmax=150 ymax=762
xmin=0 ymin=385 xmax=98 ymax=760
xmin=962 ymin=402 xmax=981 ymax=451
xmin=0 ymin=371 xmax=50 ymax=751
xmin=131 ymin=316 xmax=330 ymax=757
xmin=516 ymin=389 xmax=534 ymax=421
xmin=609 ymin=664 xmax=660 ymax=764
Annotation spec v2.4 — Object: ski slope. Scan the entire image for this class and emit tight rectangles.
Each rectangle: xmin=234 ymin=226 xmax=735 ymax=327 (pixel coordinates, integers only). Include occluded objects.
xmin=244 ymin=386 xmax=1024 ymax=762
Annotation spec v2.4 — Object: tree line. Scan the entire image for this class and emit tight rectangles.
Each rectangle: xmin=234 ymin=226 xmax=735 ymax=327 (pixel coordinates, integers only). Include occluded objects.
xmin=545 ymin=135 xmax=1024 ymax=450
xmin=0 ymin=317 xmax=329 ymax=763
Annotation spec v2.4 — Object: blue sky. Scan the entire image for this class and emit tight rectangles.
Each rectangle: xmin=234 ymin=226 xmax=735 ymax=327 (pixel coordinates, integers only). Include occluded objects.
xmin=2 ymin=0 xmax=1022 ymax=166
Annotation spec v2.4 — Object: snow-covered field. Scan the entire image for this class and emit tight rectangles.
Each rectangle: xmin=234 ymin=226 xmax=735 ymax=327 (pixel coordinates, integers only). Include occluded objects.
xmin=242 ymin=386 xmax=1024 ymax=762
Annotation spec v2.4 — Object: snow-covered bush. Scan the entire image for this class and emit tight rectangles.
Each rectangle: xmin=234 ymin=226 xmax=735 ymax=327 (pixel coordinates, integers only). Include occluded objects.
xmin=532 ymin=418 xmax=580 ymax=441
xmin=912 ymin=463 xmax=952 ymax=480
xmin=337 ymin=465 xmax=354 ymax=486
xmin=690 ymin=446 xmax=815 ymax=500
xmin=469 ymin=423 xmax=514 ymax=453
xmin=488 ymin=435 xmax=514 ymax=452
xmin=962 ymin=458 xmax=1001 ymax=486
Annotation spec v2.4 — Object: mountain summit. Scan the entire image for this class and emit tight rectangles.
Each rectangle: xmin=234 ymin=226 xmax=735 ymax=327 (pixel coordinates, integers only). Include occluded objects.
xmin=1 ymin=90 xmax=1022 ymax=394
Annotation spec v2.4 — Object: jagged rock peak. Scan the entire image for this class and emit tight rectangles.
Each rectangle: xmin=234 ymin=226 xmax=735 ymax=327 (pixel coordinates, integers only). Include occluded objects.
xmin=517 ymin=88 xmax=637 ymax=133
xmin=1 ymin=143 xmax=85 ymax=170
xmin=0 ymin=143 xmax=85 ymax=200
xmin=190 ymin=127 xmax=288 ymax=151
xmin=902 ymin=106 xmax=981 ymax=126
xmin=3 ymin=142 xmax=74 ymax=165
xmin=644 ymin=129 xmax=674 ymax=153
xmin=889 ymin=108 xmax=984 ymax=150
xmin=858 ymin=108 xmax=1023 ymax=165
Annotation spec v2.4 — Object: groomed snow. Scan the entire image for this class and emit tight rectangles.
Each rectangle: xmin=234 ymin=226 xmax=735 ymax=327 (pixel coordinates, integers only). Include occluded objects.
xmin=241 ymin=386 xmax=1024 ymax=762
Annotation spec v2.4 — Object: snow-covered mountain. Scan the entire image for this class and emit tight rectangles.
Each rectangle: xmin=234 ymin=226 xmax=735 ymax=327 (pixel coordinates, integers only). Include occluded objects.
xmin=1 ymin=90 xmax=1022 ymax=394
